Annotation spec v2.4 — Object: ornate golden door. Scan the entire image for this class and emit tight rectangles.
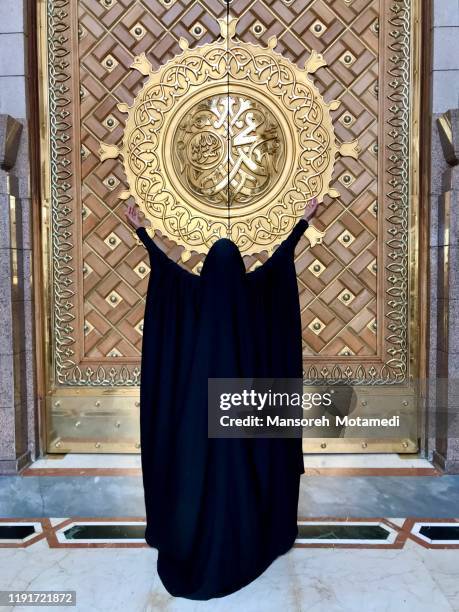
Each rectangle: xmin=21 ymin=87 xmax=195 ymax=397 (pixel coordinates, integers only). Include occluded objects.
xmin=39 ymin=0 xmax=423 ymax=453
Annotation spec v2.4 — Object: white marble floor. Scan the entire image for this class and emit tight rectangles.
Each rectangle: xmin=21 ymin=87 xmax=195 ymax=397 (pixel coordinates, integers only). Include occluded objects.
xmin=27 ymin=452 xmax=432 ymax=470
xmin=0 ymin=538 xmax=458 ymax=612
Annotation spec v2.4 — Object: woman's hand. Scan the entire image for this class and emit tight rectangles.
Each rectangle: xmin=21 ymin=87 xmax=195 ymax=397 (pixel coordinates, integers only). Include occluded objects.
xmin=125 ymin=201 xmax=145 ymax=230
xmin=303 ymin=197 xmax=319 ymax=222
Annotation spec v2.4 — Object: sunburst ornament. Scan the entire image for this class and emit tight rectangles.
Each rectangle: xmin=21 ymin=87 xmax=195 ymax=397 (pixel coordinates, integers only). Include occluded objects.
xmin=99 ymin=16 xmax=360 ymax=257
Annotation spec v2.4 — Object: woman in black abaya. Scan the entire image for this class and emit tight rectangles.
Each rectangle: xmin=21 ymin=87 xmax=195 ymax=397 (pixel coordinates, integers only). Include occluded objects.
xmin=125 ymin=198 xmax=319 ymax=600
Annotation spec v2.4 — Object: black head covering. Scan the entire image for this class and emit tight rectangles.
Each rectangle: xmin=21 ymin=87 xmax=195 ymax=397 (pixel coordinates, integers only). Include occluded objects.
xmin=200 ymin=237 xmax=246 ymax=281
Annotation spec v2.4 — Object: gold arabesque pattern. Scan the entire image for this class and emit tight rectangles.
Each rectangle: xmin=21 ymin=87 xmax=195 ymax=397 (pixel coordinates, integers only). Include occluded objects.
xmin=172 ymin=93 xmax=285 ymax=210
xmin=39 ymin=0 xmax=420 ymax=398
xmin=100 ymin=17 xmax=359 ymax=255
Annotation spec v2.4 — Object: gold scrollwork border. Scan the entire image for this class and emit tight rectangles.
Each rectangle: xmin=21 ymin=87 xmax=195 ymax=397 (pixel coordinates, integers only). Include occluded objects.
xmin=43 ymin=0 xmax=140 ymax=386
xmin=41 ymin=0 xmax=419 ymax=387
xmin=303 ymin=0 xmax=415 ymax=385
xmin=380 ymin=0 xmax=412 ymax=385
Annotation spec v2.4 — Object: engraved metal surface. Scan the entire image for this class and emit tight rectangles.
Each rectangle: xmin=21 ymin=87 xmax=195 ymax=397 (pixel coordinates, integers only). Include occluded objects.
xmin=100 ymin=18 xmax=359 ymax=255
xmin=171 ymin=93 xmax=286 ymax=210
xmin=39 ymin=0 xmax=422 ymax=455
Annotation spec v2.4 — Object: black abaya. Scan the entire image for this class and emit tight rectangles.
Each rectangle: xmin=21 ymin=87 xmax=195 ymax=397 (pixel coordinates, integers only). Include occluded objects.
xmin=136 ymin=218 xmax=308 ymax=600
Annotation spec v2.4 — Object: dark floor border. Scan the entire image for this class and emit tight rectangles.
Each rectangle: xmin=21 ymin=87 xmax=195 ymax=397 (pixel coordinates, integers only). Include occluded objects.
xmin=1 ymin=518 xmax=459 ymax=549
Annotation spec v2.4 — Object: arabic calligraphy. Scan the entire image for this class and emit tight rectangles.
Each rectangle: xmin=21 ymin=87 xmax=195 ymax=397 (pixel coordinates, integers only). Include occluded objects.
xmin=173 ymin=94 xmax=285 ymax=208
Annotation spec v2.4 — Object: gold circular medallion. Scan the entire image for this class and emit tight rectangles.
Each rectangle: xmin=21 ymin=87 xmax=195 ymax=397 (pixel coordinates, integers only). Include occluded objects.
xmin=163 ymin=83 xmax=295 ymax=222
xmin=101 ymin=17 xmax=359 ymax=255
xmin=168 ymin=89 xmax=288 ymax=213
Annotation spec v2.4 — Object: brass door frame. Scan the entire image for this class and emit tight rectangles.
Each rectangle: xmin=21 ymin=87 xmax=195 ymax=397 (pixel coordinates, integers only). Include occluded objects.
xmin=35 ymin=0 xmax=428 ymax=454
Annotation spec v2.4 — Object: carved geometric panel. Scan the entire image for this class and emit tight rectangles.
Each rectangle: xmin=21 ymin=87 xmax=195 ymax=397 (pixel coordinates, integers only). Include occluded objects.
xmin=43 ymin=0 xmax=415 ymax=386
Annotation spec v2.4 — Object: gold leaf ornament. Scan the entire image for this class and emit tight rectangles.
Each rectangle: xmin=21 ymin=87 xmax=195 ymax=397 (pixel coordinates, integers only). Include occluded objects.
xmin=98 ymin=143 xmax=120 ymax=161
xmin=99 ymin=16 xmax=360 ymax=256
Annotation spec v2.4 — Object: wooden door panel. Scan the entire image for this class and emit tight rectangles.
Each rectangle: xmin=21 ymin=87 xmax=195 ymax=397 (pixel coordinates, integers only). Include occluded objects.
xmin=39 ymin=0 xmax=421 ymax=452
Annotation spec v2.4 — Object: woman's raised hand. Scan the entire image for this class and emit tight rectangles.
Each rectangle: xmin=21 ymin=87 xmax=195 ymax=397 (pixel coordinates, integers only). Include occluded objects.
xmin=125 ymin=201 xmax=145 ymax=230
xmin=303 ymin=197 xmax=319 ymax=222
